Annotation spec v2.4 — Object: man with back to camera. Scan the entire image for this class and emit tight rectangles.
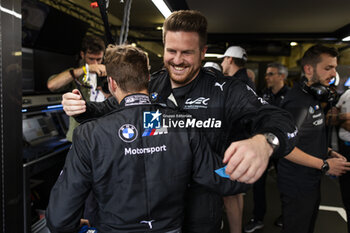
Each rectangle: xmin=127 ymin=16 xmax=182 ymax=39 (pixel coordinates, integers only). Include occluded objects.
xmin=220 ymin=45 xmax=255 ymax=90
xmin=60 ymin=10 xmax=298 ymax=233
xmin=244 ymin=62 xmax=290 ymax=232
xmin=46 ymin=44 xmax=252 ymax=233
xmin=47 ymin=34 xmax=108 ymax=142
xmin=278 ymin=44 xmax=350 ymax=233
xmin=219 ymin=47 xmax=257 ymax=233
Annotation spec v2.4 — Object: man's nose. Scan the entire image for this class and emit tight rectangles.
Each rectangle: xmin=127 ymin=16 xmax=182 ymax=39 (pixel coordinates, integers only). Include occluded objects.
xmin=91 ymin=59 xmax=98 ymax=65
xmin=173 ymin=52 xmax=183 ymax=64
xmin=331 ymin=69 xmax=337 ymax=77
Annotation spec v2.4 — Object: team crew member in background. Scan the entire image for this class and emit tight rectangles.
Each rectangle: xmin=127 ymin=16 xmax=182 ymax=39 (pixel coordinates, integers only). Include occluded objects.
xmin=278 ymin=44 xmax=350 ymax=233
xmin=246 ymin=69 xmax=256 ymax=85
xmin=203 ymin=61 xmax=222 ymax=73
xmin=61 ymin=10 xmax=297 ymax=233
xmin=328 ymin=87 xmax=350 ymax=233
xmin=220 ymin=46 xmax=255 ymax=90
xmin=219 ymin=46 xmax=255 ymax=233
xmin=262 ymin=62 xmax=290 ymax=107
xmin=47 ymin=35 xmax=108 ymax=142
xmin=244 ymin=62 xmax=289 ymax=232
xmin=46 ymin=44 xmax=250 ymax=233
xmin=219 ymin=47 xmax=255 ymax=233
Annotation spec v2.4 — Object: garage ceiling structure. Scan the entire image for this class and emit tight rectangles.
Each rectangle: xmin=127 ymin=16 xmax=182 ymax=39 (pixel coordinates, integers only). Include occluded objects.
xmin=33 ymin=0 xmax=350 ymax=62
xmin=102 ymin=0 xmax=350 ymax=56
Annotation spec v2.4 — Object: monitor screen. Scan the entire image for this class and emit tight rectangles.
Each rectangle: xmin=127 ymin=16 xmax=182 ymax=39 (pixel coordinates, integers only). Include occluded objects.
xmin=23 ymin=116 xmax=58 ymax=144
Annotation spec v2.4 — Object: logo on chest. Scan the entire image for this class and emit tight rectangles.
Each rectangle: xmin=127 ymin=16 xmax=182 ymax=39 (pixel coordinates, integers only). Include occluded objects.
xmin=184 ymin=97 xmax=210 ymax=109
xmin=308 ymin=105 xmax=323 ymax=126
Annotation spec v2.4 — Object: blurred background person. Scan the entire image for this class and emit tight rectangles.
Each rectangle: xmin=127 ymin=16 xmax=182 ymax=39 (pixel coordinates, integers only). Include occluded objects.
xmin=328 ymin=85 xmax=350 ymax=233
xmin=219 ymin=46 xmax=254 ymax=233
xmin=220 ymin=46 xmax=255 ymax=90
xmin=278 ymin=44 xmax=350 ymax=233
xmin=244 ymin=62 xmax=289 ymax=232
xmin=47 ymin=34 xmax=108 ymax=142
xmin=246 ymin=68 xmax=256 ymax=85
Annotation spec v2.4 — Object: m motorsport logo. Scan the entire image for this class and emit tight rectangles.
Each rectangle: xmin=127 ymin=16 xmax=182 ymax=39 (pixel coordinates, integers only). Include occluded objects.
xmin=143 ymin=110 xmax=168 ymax=136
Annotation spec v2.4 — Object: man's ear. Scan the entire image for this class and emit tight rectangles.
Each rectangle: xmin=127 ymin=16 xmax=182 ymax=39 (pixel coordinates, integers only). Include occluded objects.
xmin=303 ymin=64 xmax=314 ymax=77
xmin=108 ymin=77 xmax=117 ymax=92
xmin=280 ymin=73 xmax=286 ymax=80
xmin=80 ymin=51 xmax=85 ymax=60
xmin=201 ymin=45 xmax=208 ymax=60
xmin=228 ymin=57 xmax=234 ymax=64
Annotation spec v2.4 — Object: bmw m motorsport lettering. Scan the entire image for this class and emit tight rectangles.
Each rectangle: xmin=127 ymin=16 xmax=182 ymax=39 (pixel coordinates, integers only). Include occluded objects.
xmin=125 ymin=145 xmax=167 ymax=155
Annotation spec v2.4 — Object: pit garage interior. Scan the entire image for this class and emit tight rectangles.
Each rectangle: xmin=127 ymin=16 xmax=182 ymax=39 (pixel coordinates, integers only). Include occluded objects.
xmin=1 ymin=0 xmax=350 ymax=232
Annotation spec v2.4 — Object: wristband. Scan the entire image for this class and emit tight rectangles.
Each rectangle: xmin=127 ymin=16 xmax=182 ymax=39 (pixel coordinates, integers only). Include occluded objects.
xmin=83 ymin=64 xmax=89 ymax=82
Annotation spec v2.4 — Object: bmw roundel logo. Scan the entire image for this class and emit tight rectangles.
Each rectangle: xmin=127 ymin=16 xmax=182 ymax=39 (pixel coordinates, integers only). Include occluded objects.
xmin=151 ymin=92 xmax=158 ymax=100
xmin=118 ymin=124 xmax=138 ymax=143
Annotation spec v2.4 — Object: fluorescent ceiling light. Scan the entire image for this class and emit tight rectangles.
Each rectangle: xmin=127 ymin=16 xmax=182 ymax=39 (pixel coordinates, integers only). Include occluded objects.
xmin=342 ymin=36 xmax=350 ymax=41
xmin=151 ymin=0 xmax=172 ymax=18
xmin=0 ymin=6 xmax=21 ymax=19
xmin=290 ymin=42 xmax=298 ymax=46
xmin=205 ymin=53 xmax=223 ymax=58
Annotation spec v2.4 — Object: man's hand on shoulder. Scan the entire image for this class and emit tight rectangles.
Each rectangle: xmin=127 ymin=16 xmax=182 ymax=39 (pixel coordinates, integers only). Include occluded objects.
xmin=62 ymin=89 xmax=86 ymax=116
xmin=223 ymin=134 xmax=273 ymax=184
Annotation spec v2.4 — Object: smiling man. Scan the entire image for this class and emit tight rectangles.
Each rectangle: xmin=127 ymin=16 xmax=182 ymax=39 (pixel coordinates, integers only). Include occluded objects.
xmin=278 ymin=44 xmax=350 ymax=233
xmin=60 ymin=10 xmax=298 ymax=233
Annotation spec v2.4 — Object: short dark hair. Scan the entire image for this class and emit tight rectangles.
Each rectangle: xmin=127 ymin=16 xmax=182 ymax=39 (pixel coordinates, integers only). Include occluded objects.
xmin=267 ymin=62 xmax=288 ymax=78
xmin=104 ymin=45 xmax=149 ymax=93
xmin=233 ymin=58 xmax=246 ymax=68
xmin=81 ymin=35 xmax=105 ymax=54
xmin=163 ymin=10 xmax=208 ymax=49
xmin=300 ymin=44 xmax=338 ymax=69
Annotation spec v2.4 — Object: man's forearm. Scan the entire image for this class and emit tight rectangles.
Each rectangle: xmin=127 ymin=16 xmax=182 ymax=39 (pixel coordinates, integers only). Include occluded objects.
xmin=47 ymin=67 xmax=84 ymax=92
xmin=285 ymin=147 xmax=323 ymax=169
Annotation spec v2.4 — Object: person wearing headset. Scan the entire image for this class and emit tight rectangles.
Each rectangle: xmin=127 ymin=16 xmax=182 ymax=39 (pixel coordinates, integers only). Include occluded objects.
xmin=277 ymin=44 xmax=350 ymax=233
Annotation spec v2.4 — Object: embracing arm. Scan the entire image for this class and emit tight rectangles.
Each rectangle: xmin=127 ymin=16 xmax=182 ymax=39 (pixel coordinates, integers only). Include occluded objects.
xmin=222 ymin=82 xmax=297 ymax=183
xmin=62 ymin=89 xmax=119 ymax=123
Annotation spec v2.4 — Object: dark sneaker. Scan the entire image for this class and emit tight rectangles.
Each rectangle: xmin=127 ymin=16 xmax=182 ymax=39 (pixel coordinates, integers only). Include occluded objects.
xmin=274 ymin=215 xmax=283 ymax=228
xmin=244 ymin=218 xmax=264 ymax=232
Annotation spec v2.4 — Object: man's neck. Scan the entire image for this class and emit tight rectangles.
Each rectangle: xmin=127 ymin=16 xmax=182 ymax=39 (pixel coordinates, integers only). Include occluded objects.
xmin=271 ymin=82 xmax=284 ymax=94
xmin=304 ymin=75 xmax=314 ymax=87
xmin=230 ymin=66 xmax=240 ymax=76
xmin=116 ymin=89 xmax=149 ymax=104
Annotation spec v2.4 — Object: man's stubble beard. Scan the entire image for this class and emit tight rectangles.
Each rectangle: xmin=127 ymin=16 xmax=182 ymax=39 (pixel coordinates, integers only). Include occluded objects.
xmin=165 ymin=63 xmax=201 ymax=87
